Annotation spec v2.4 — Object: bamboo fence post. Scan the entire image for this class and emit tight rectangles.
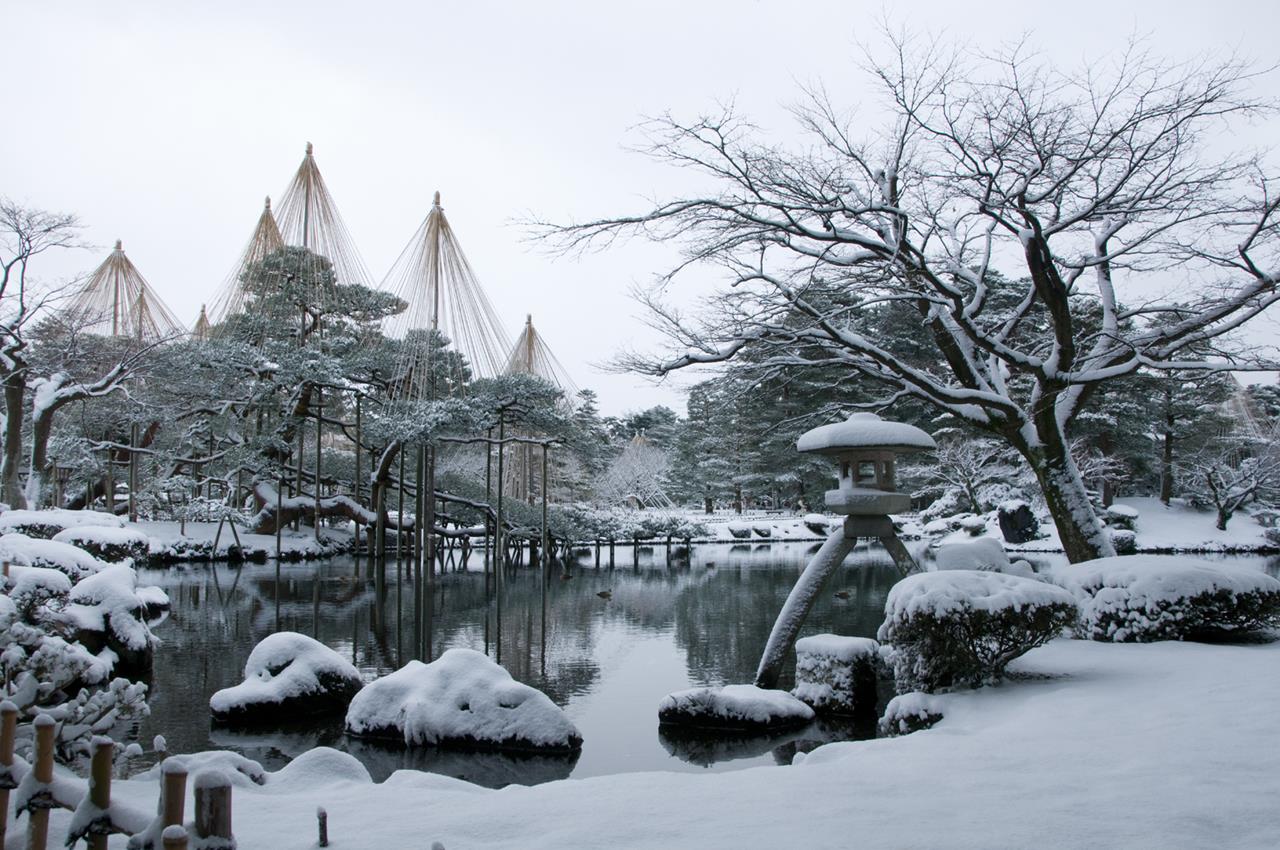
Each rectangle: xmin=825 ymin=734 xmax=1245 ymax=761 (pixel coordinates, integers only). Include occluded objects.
xmin=0 ymin=701 xmax=17 ymax=848
xmin=27 ymin=714 xmax=55 ymax=850
xmin=87 ymin=737 xmax=113 ymax=850
xmin=162 ymin=824 xmax=189 ymax=850
xmin=193 ymin=770 xmax=233 ymax=850
xmin=162 ymin=758 xmax=188 ymax=828
xmin=317 ymin=807 xmax=328 ymax=847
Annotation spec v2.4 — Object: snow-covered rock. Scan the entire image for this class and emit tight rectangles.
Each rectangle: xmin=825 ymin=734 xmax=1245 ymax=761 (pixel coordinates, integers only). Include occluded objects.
xmin=803 ymin=514 xmax=831 ymax=535
xmin=878 ymin=570 xmax=1078 ymax=692
xmin=65 ymin=565 xmax=168 ymax=676
xmin=726 ymin=521 xmax=752 ymax=540
xmin=880 ymin=691 xmax=946 ymax=736
xmin=792 ymin=635 xmax=880 ymax=717
xmin=1046 ymin=555 xmax=1280 ymax=642
xmin=211 ymin=632 xmax=365 ymax=725
xmin=934 ymin=537 xmax=1036 ymax=578
xmin=0 ymin=533 xmax=110 ymax=580
xmin=658 ymin=684 xmax=814 ymax=731
xmin=345 ymin=649 xmax=581 ymax=753
xmin=0 ymin=509 xmax=124 ymax=540
xmin=751 ymin=524 xmax=773 ymax=539
xmin=52 ymin=526 xmax=151 ymax=564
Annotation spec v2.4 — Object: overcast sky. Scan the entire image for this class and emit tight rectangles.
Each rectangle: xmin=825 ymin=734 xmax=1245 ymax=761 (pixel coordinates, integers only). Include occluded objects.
xmin=4 ymin=1 xmax=1278 ymax=415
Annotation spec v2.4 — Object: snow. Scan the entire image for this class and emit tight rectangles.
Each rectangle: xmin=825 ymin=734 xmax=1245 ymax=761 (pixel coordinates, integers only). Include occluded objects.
xmin=797 ymin=412 xmax=937 ymax=453
xmin=53 ymin=524 xmax=151 ymax=557
xmin=0 ymin=509 xmax=124 ymax=538
xmin=210 ymin=632 xmax=364 ymax=722
xmin=345 ymin=649 xmax=582 ymax=752
xmin=136 ymin=520 xmax=354 ymax=562
xmin=0 ymin=532 xmax=110 ymax=580
xmin=795 ymin=634 xmax=879 ymax=663
xmin=883 ymin=569 xmax=1077 ymax=621
xmin=1105 ymin=504 xmax=1139 ymax=519
xmin=4 ymin=563 xmax=74 ymax=607
xmin=934 ymin=537 xmax=1036 ymax=577
xmin=659 ymin=684 xmax=815 ymax=729
xmin=1047 ymin=555 xmax=1280 ymax=641
xmin=66 ymin=565 xmax=168 ymax=651
xmin=879 ymin=691 xmax=947 ymax=735
xmin=793 ymin=635 xmax=879 ymax=715
xmin=51 ymin=636 xmax=1275 ymax=848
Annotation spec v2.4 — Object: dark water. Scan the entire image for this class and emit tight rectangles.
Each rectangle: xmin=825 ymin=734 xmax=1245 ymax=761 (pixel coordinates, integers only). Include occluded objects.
xmin=134 ymin=545 xmax=1280 ymax=787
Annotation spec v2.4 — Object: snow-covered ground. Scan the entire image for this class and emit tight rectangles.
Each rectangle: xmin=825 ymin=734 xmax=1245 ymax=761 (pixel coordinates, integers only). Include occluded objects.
xmin=136 ymin=521 xmax=353 ymax=562
xmin=20 ymin=634 xmax=1277 ymax=848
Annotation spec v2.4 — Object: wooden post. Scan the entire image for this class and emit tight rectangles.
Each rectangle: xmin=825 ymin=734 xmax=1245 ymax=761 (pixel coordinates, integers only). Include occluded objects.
xmin=354 ymin=395 xmax=363 ymax=508
xmin=0 ymin=701 xmax=17 ymax=848
xmin=129 ymin=423 xmax=139 ymax=522
xmin=314 ymin=387 xmax=323 ymax=541
xmin=105 ymin=449 xmax=115 ymax=514
xmin=88 ymin=737 xmax=113 ymax=850
xmin=540 ymin=445 xmax=550 ymax=572
xmin=193 ymin=770 xmax=234 ymax=850
xmin=27 ymin=714 xmax=55 ymax=850
xmin=162 ymin=825 xmax=189 ymax=850
xmin=275 ymin=474 xmax=283 ymax=561
xmin=317 ymin=807 xmax=329 ymax=847
xmin=162 ymin=758 xmax=188 ymax=828
xmin=424 ymin=446 xmax=436 ymax=662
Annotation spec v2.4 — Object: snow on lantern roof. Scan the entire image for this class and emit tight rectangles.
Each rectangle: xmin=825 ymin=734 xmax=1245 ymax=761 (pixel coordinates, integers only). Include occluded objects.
xmin=796 ymin=412 xmax=936 ymax=455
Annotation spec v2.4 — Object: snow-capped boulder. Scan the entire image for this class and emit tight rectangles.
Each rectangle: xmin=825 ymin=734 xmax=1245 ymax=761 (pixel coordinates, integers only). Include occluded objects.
xmin=959 ymin=516 xmax=987 ymax=536
xmin=792 ymin=634 xmax=880 ymax=717
xmin=878 ymin=570 xmax=1078 ymax=692
xmin=880 ymin=691 xmax=946 ymax=736
xmin=803 ymin=514 xmax=831 ymax=535
xmin=658 ymin=684 xmax=814 ymax=732
xmin=725 ymin=521 xmax=752 ymax=540
xmin=211 ymin=632 xmax=364 ymax=726
xmin=52 ymin=526 xmax=151 ymax=564
xmin=1110 ymin=528 xmax=1137 ymax=554
xmin=0 ymin=509 xmax=124 ymax=540
xmin=1104 ymin=504 xmax=1139 ymax=531
xmin=345 ymin=649 xmax=581 ymax=753
xmin=1046 ymin=555 xmax=1280 ymax=642
xmin=751 ymin=524 xmax=773 ymax=539
xmin=0 ymin=533 xmax=110 ymax=581
xmin=997 ymin=500 xmax=1039 ymax=544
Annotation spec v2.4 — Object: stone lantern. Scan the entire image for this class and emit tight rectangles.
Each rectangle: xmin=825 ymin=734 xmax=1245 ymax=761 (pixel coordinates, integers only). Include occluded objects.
xmin=756 ymin=412 xmax=937 ymax=689
xmin=797 ymin=412 xmax=936 ymax=517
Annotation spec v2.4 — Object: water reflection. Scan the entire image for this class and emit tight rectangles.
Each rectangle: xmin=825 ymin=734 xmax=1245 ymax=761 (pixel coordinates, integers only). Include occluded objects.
xmin=135 ymin=545 xmax=1276 ymax=787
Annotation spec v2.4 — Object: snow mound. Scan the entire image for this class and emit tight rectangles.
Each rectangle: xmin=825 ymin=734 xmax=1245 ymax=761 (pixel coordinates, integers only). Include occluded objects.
xmin=211 ymin=632 xmax=364 ymax=725
xmin=345 ymin=649 xmax=582 ymax=752
xmin=795 ymin=634 xmax=879 ymax=663
xmin=726 ymin=521 xmax=752 ymax=539
xmin=658 ymin=684 xmax=814 ymax=731
xmin=0 ymin=533 xmax=110 ymax=580
xmin=884 ymin=569 xmax=1075 ymax=621
xmin=267 ymin=746 xmax=372 ymax=790
xmin=0 ymin=509 xmax=124 ymax=539
xmin=4 ymin=564 xmax=73 ymax=613
xmin=134 ymin=751 xmax=266 ymax=787
xmin=52 ymin=525 xmax=151 ymax=563
xmin=1047 ymin=555 xmax=1280 ymax=642
xmin=880 ymin=691 xmax=947 ymax=736
xmin=66 ymin=565 xmax=168 ymax=652
xmin=934 ymin=537 xmax=1036 ymax=578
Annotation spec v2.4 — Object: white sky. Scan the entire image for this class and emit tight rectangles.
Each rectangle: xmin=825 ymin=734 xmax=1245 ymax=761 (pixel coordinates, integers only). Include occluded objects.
xmin=4 ymin=1 xmax=1278 ymax=415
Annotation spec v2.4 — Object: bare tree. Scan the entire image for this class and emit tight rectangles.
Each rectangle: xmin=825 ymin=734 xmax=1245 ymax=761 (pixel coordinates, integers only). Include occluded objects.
xmin=1183 ymin=427 xmax=1280 ymax=530
xmin=541 ymin=33 xmax=1280 ymax=562
xmin=0 ymin=198 xmax=83 ymax=508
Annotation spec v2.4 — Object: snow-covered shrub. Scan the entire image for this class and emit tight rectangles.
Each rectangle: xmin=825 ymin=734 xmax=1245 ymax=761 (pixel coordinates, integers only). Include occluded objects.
xmin=879 ymin=692 xmax=946 ymax=736
xmin=792 ymin=635 xmax=880 ymax=717
xmin=918 ymin=488 xmax=966 ymax=522
xmin=1047 ymin=556 xmax=1280 ymax=642
xmin=1105 ymin=504 xmax=1139 ymax=531
xmin=1263 ymin=527 xmax=1280 ymax=548
xmin=65 ymin=565 xmax=169 ymax=676
xmin=658 ymin=684 xmax=814 ymax=731
xmin=211 ymin=632 xmax=364 ymax=725
xmin=935 ymin=538 xmax=1035 ymax=578
xmin=726 ymin=521 xmax=752 ymax=539
xmin=0 ymin=509 xmax=123 ymax=540
xmin=346 ymin=649 xmax=581 ymax=752
xmin=959 ymin=515 xmax=987 ymax=537
xmin=878 ymin=570 xmax=1078 ymax=693
xmin=0 ymin=533 xmax=110 ymax=580
xmin=1110 ymin=529 xmax=1137 ymax=555
xmin=52 ymin=526 xmax=151 ymax=564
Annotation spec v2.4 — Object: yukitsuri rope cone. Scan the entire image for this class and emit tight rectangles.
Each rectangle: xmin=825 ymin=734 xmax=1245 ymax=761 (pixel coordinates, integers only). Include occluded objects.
xmin=503 ymin=314 xmax=578 ymax=501
xmin=64 ymin=241 xmax=186 ymax=341
xmin=207 ymin=195 xmax=284 ymax=325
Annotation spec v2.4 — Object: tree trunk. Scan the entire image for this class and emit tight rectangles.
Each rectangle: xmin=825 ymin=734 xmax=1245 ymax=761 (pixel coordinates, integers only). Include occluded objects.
xmin=1216 ymin=507 xmax=1231 ymax=531
xmin=0 ymin=372 xmax=24 ymax=508
xmin=1022 ymin=432 xmax=1115 ymax=563
xmin=25 ymin=406 xmax=53 ymax=508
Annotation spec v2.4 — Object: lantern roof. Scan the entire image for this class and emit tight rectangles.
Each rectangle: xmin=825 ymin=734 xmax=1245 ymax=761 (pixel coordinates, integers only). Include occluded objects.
xmin=797 ymin=412 xmax=936 ymax=455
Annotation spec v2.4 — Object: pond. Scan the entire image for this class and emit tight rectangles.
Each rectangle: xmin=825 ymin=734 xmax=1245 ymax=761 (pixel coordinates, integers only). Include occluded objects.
xmin=133 ymin=544 xmax=1280 ymax=787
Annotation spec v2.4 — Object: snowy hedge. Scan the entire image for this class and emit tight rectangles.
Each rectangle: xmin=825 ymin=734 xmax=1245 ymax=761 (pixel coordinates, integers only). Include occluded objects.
xmin=211 ymin=632 xmax=364 ymax=725
xmin=0 ymin=509 xmax=123 ymax=540
xmin=879 ymin=691 xmax=946 ymax=736
xmin=792 ymin=635 xmax=880 ymax=717
xmin=1047 ymin=556 xmax=1280 ymax=642
xmin=0 ymin=533 xmax=110 ymax=581
xmin=52 ymin=526 xmax=151 ymax=564
xmin=878 ymin=570 xmax=1078 ymax=692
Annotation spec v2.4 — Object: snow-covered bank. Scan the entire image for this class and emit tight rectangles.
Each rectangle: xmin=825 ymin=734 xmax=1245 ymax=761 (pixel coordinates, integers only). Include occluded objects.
xmin=136 ymin=521 xmax=353 ymax=562
xmin=29 ymin=635 xmax=1279 ymax=848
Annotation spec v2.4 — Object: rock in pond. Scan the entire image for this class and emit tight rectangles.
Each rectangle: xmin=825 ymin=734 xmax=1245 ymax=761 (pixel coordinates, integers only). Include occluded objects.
xmin=210 ymin=632 xmax=364 ymax=726
xmin=344 ymin=648 xmax=582 ymax=754
xmin=658 ymin=684 xmax=814 ymax=732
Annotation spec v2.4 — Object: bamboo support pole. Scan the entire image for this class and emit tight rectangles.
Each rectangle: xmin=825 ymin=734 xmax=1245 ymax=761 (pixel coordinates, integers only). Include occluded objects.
xmin=162 ymin=758 xmax=188 ymax=828
xmin=88 ymin=737 xmax=113 ymax=850
xmin=423 ymin=446 xmax=436 ymax=662
xmin=275 ymin=474 xmax=283 ymax=560
xmin=354 ymin=396 xmax=363 ymax=508
xmin=162 ymin=825 xmax=189 ymax=850
xmin=194 ymin=770 xmax=233 ymax=850
xmin=314 ymin=387 xmax=323 ymax=540
xmin=0 ymin=701 xmax=17 ymax=848
xmin=128 ymin=423 xmax=139 ymax=522
xmin=27 ymin=715 xmax=55 ymax=850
